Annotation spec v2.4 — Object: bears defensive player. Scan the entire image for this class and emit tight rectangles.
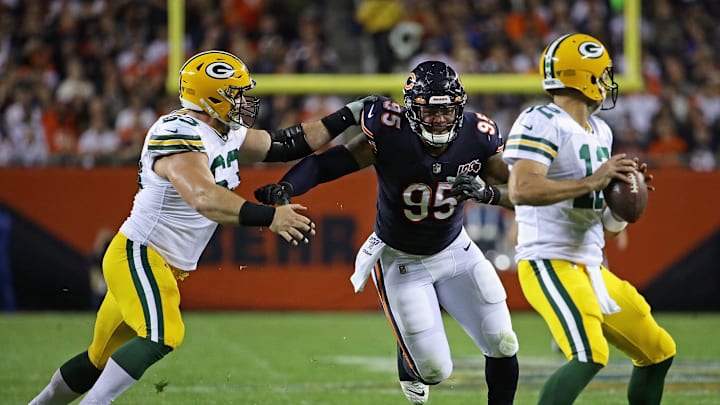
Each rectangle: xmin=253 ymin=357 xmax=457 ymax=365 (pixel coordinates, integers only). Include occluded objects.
xmin=255 ymin=61 xmax=519 ymax=405
xmin=503 ymin=33 xmax=676 ymax=404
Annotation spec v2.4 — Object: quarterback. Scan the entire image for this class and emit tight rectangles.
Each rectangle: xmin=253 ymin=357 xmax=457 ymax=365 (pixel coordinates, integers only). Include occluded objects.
xmin=28 ymin=50 xmax=365 ymax=405
xmin=503 ymin=33 xmax=676 ymax=404
xmin=256 ymin=61 xmax=519 ymax=405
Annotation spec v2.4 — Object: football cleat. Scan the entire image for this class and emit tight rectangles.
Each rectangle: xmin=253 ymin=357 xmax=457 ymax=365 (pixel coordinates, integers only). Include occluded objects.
xmin=399 ymin=380 xmax=429 ymax=404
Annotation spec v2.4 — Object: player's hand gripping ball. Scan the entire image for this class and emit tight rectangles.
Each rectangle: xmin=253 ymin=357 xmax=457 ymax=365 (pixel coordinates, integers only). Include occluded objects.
xmin=603 ymin=168 xmax=648 ymax=223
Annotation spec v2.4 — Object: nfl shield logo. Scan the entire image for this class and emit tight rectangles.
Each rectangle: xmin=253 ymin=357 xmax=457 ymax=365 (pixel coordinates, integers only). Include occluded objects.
xmin=399 ymin=264 xmax=408 ymax=274
xmin=432 ymin=162 xmax=442 ymax=174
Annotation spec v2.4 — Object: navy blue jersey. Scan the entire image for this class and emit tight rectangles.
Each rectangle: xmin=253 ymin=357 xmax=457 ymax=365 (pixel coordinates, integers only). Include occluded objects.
xmin=361 ymin=96 xmax=504 ymax=255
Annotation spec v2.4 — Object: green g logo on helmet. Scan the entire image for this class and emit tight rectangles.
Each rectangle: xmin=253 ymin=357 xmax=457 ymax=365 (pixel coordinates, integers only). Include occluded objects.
xmin=578 ymin=41 xmax=605 ymax=59
xmin=205 ymin=62 xmax=236 ymax=79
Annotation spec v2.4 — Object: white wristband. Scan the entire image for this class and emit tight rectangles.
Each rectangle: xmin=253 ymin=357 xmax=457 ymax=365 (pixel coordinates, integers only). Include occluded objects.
xmin=602 ymin=207 xmax=628 ymax=233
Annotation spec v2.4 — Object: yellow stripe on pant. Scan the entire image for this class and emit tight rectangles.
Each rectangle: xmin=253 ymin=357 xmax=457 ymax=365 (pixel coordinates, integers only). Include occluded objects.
xmin=87 ymin=233 xmax=186 ymax=369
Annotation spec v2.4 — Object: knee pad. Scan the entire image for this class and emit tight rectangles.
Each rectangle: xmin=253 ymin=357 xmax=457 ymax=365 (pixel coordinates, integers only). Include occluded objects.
xmin=417 ymin=359 xmax=453 ymax=384
xmin=486 ymin=331 xmax=519 ymax=357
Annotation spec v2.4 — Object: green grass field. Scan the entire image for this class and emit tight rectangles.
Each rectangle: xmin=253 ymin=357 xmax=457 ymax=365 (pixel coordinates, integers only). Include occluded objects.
xmin=1 ymin=311 xmax=718 ymax=404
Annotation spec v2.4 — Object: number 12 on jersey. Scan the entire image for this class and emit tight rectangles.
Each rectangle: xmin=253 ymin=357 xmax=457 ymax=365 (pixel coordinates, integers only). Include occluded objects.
xmin=573 ymin=144 xmax=610 ymax=209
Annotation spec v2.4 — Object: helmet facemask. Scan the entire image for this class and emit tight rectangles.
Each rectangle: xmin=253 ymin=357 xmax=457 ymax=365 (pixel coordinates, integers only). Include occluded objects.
xmin=407 ymin=102 xmax=464 ymax=146
xmin=221 ymin=84 xmax=260 ymax=129
xmin=596 ymin=66 xmax=618 ymax=110
xmin=200 ymin=82 xmax=259 ymax=130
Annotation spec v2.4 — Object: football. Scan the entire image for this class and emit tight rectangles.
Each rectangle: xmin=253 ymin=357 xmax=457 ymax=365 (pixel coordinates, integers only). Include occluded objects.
xmin=603 ymin=169 xmax=648 ymax=223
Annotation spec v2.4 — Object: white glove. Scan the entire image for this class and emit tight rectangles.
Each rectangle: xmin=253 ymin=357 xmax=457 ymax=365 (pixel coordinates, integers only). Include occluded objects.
xmin=345 ymin=95 xmax=378 ymax=124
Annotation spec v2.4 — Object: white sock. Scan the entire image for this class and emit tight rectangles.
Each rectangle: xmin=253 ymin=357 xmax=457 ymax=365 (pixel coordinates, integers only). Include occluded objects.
xmin=28 ymin=369 xmax=82 ymax=405
xmin=78 ymin=359 xmax=137 ymax=405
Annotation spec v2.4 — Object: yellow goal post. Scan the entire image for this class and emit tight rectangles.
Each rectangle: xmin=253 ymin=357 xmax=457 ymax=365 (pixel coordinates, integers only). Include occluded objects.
xmin=166 ymin=0 xmax=641 ymax=99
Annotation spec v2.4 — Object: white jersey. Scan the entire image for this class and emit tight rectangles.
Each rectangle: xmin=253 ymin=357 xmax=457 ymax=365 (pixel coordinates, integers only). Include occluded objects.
xmin=502 ymin=103 xmax=613 ymax=266
xmin=120 ymin=110 xmax=247 ymax=270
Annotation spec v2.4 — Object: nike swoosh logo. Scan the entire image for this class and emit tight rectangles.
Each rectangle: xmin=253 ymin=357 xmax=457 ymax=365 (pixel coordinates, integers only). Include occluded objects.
xmin=367 ymin=104 xmax=375 ymax=118
xmin=521 ymin=123 xmax=533 ymax=130
xmin=167 ymin=128 xmax=179 ymax=133
xmin=463 ymin=242 xmax=471 ymax=251
xmin=407 ymin=388 xmax=426 ymax=396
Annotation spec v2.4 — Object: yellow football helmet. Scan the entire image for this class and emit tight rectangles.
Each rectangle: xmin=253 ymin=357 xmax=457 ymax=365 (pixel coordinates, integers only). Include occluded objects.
xmin=539 ymin=33 xmax=618 ymax=109
xmin=179 ymin=50 xmax=259 ymax=129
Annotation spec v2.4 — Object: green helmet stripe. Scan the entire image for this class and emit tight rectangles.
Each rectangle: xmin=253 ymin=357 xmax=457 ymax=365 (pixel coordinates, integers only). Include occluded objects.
xmin=543 ymin=33 xmax=572 ymax=79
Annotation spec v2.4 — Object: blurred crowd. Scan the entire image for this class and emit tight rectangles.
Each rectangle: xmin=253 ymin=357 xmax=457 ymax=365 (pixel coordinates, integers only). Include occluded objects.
xmin=1 ymin=0 xmax=719 ymax=171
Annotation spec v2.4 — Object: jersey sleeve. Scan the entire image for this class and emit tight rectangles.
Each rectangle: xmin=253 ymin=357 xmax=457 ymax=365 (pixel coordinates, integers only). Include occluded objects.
xmin=460 ymin=111 xmax=506 ymax=159
xmin=359 ymin=96 xmax=397 ymax=154
xmin=146 ymin=115 xmax=206 ymax=159
xmin=502 ymin=105 xmax=560 ymax=167
xmin=475 ymin=112 xmax=505 ymax=154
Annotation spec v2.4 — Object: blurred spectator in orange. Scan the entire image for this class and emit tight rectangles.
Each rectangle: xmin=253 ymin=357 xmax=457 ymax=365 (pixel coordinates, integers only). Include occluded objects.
xmin=40 ymin=84 xmax=78 ymax=166
xmin=404 ymin=0 xmax=443 ymax=41
xmin=647 ymin=114 xmax=688 ymax=167
xmin=222 ymin=0 xmax=268 ymax=33
xmin=504 ymin=0 xmax=549 ymax=44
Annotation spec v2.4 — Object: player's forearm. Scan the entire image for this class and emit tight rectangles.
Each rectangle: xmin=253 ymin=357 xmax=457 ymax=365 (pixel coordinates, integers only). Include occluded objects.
xmin=281 ymin=145 xmax=360 ymax=196
xmin=301 ymin=121 xmax=333 ymax=150
xmin=509 ymin=174 xmax=594 ymax=206
xmin=191 ymin=186 xmax=245 ymax=225
xmin=300 ymin=103 xmax=363 ymax=152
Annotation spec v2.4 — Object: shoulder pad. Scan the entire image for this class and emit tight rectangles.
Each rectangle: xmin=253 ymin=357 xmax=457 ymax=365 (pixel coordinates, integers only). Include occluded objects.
xmin=148 ymin=114 xmax=205 ymax=154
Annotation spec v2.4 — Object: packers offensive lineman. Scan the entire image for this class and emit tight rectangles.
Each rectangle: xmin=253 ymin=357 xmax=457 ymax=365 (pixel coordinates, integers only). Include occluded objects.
xmin=28 ymin=50 xmax=366 ymax=405
xmin=255 ymin=61 xmax=519 ymax=405
xmin=503 ymin=33 xmax=676 ymax=404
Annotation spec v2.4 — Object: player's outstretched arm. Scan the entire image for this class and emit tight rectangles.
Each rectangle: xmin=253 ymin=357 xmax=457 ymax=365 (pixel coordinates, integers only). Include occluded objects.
xmin=155 ymin=151 xmax=245 ymax=224
xmin=255 ymin=132 xmax=374 ymax=205
xmin=238 ymin=96 xmax=377 ymax=163
xmin=154 ymin=150 xmax=315 ymax=243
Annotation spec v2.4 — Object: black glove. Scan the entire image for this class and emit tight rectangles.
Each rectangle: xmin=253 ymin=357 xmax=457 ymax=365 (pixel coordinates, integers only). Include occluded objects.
xmin=447 ymin=173 xmax=499 ymax=205
xmin=254 ymin=181 xmax=294 ymax=205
